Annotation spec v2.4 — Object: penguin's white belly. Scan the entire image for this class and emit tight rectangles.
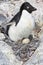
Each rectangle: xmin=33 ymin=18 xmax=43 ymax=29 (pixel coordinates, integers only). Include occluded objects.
xmin=8 ymin=10 xmax=35 ymax=41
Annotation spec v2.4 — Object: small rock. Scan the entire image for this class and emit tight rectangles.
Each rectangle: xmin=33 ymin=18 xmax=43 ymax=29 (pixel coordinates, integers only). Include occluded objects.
xmin=0 ymin=33 xmax=5 ymax=40
xmin=22 ymin=38 xmax=30 ymax=44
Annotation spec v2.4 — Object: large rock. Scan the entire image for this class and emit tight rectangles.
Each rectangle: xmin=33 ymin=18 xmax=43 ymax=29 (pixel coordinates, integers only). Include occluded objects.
xmin=0 ymin=41 xmax=23 ymax=65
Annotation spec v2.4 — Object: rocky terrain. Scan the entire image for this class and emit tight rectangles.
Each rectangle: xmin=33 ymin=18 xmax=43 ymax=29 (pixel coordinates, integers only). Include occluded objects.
xmin=0 ymin=0 xmax=43 ymax=65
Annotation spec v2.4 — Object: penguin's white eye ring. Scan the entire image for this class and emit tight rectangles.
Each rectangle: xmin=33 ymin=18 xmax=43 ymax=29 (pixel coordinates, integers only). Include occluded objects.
xmin=27 ymin=6 xmax=29 ymax=9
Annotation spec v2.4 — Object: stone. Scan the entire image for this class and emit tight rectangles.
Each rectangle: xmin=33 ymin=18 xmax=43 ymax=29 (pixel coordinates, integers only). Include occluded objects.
xmin=0 ymin=33 xmax=5 ymax=40
xmin=22 ymin=38 xmax=30 ymax=44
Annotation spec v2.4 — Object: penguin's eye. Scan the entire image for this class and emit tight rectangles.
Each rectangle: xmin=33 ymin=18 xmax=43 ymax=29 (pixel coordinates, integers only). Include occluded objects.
xmin=27 ymin=6 xmax=29 ymax=9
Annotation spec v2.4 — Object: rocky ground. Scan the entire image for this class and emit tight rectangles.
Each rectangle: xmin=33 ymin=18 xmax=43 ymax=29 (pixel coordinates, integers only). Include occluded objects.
xmin=0 ymin=0 xmax=43 ymax=65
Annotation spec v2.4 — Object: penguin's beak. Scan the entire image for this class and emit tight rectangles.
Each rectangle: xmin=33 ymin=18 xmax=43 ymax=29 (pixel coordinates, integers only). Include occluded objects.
xmin=34 ymin=8 xmax=37 ymax=11
xmin=29 ymin=6 xmax=37 ymax=13
xmin=32 ymin=7 xmax=37 ymax=11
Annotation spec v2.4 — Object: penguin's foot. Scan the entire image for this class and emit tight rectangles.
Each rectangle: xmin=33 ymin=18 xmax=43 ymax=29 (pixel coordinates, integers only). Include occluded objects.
xmin=28 ymin=34 xmax=33 ymax=41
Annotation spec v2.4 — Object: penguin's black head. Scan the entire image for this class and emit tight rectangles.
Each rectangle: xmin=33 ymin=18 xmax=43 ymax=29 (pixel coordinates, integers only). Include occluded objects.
xmin=20 ymin=2 xmax=37 ymax=13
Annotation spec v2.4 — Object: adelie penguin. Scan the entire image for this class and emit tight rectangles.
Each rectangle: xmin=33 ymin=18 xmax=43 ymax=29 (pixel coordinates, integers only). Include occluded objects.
xmin=4 ymin=2 xmax=37 ymax=41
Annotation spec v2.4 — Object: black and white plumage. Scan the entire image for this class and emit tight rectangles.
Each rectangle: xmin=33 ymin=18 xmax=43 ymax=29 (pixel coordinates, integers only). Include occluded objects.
xmin=5 ymin=2 xmax=37 ymax=41
xmin=8 ymin=2 xmax=37 ymax=26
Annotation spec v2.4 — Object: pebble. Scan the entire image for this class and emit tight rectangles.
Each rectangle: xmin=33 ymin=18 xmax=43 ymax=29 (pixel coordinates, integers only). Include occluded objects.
xmin=22 ymin=38 xmax=30 ymax=44
xmin=0 ymin=33 xmax=5 ymax=40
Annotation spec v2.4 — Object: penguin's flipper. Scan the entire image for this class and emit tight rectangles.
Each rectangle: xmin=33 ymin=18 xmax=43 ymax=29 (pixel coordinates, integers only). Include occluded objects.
xmin=9 ymin=12 xmax=21 ymax=26
xmin=4 ymin=12 xmax=21 ymax=35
